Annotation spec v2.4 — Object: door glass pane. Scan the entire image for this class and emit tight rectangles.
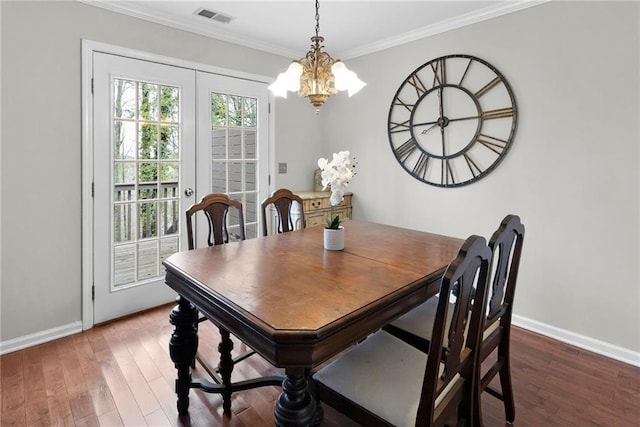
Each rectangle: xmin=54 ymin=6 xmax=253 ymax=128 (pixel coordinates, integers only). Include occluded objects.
xmin=139 ymin=83 xmax=158 ymax=120
xmin=244 ymin=129 xmax=256 ymax=158
xmin=161 ymin=125 xmax=179 ymax=159
xmin=112 ymin=78 xmax=181 ymax=289
xmin=137 ymin=240 xmax=158 ymax=280
xmin=114 ymin=122 xmax=136 ymax=159
xmin=229 ymin=162 xmax=242 ymax=192
xmin=114 ymin=79 xmax=136 ymax=119
xmin=228 ymin=95 xmax=242 ymax=127
xmin=114 ymin=244 xmax=135 ymax=286
xmin=229 ymin=129 xmax=242 ymax=159
xmin=211 ymin=94 xmax=226 ymax=126
xmin=210 ymin=91 xmax=259 ymax=239
xmin=243 ymin=98 xmax=257 ymax=126
xmin=212 ymin=129 xmax=226 ymax=159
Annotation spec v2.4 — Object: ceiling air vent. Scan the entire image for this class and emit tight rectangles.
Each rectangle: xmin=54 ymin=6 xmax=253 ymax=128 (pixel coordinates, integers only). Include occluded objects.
xmin=194 ymin=8 xmax=234 ymax=24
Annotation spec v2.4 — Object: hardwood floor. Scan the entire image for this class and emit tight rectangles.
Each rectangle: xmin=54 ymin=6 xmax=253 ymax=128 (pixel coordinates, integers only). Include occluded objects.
xmin=2 ymin=303 xmax=639 ymax=426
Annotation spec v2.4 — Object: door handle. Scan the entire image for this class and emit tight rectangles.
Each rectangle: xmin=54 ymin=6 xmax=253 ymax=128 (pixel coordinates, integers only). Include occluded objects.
xmin=184 ymin=188 xmax=194 ymax=197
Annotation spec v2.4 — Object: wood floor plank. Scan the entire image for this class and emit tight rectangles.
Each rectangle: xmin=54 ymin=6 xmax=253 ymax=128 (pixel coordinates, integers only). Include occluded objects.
xmin=1 ymin=351 xmax=26 ymax=426
xmin=22 ymin=345 xmax=51 ymax=426
xmin=112 ymin=313 xmax=164 ymax=384
xmin=138 ymin=328 xmax=180 ymax=386
xmin=39 ymin=341 xmax=74 ymax=426
xmin=0 ymin=354 xmax=2 ymax=425
xmin=55 ymin=335 xmax=100 ymax=425
xmin=148 ymin=377 xmax=179 ymax=422
xmin=93 ymin=325 xmax=148 ymax=425
xmin=108 ymin=322 xmax=164 ymax=417
xmin=235 ymin=405 xmax=269 ymax=426
xmin=1 ymin=306 xmax=638 ymax=427
xmin=123 ymin=332 xmax=163 ymax=385
xmin=109 ymin=387 xmax=147 ymax=426
xmin=68 ymin=391 xmax=97 ymax=424
xmin=73 ymin=413 xmax=100 ymax=427
xmin=56 ymin=336 xmax=88 ymax=399
xmin=72 ymin=333 xmax=118 ymax=418
xmin=116 ymin=357 xmax=162 ymax=416
xmin=145 ymin=408 xmax=173 ymax=426
xmin=97 ymin=409 xmax=124 ymax=427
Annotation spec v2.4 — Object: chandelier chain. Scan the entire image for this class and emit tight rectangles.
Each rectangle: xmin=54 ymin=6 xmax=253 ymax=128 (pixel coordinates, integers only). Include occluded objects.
xmin=315 ymin=0 xmax=320 ymax=38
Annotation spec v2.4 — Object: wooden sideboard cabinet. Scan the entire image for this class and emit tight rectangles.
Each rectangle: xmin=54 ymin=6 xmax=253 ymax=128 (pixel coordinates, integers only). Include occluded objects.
xmin=296 ymin=191 xmax=353 ymax=228
xmin=264 ymin=191 xmax=353 ymax=234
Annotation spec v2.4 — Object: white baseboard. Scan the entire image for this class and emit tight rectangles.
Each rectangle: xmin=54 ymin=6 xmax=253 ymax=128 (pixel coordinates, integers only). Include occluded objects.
xmin=1 ymin=316 xmax=638 ymax=368
xmin=513 ymin=314 xmax=640 ymax=367
xmin=0 ymin=321 xmax=83 ymax=355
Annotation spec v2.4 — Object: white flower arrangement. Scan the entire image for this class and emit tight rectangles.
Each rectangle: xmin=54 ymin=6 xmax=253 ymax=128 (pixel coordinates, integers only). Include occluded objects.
xmin=317 ymin=151 xmax=357 ymax=229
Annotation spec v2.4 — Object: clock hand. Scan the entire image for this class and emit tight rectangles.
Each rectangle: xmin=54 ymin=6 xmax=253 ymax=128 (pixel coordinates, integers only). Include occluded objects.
xmin=420 ymin=123 xmax=439 ymax=135
xmin=413 ymin=115 xmax=478 ymax=133
xmin=439 ymin=87 xmax=447 ymax=160
xmin=414 ymin=115 xmax=474 ymax=129
xmin=441 ymin=123 xmax=446 ymax=184
xmin=438 ymin=86 xmax=444 ymax=120
xmin=441 ymin=118 xmax=446 ymax=153
xmin=448 ymin=114 xmax=481 ymax=123
xmin=411 ymin=119 xmax=439 ymax=127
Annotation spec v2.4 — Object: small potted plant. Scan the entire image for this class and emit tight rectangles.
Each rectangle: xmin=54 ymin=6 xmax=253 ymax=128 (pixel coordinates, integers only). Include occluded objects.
xmin=317 ymin=151 xmax=356 ymax=250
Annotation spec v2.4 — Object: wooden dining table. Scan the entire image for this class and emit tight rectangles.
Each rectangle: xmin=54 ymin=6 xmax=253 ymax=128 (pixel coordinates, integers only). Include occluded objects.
xmin=163 ymin=220 xmax=463 ymax=426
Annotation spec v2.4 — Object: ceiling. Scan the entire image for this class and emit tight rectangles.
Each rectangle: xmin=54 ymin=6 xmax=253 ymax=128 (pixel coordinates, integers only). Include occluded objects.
xmin=82 ymin=0 xmax=545 ymax=59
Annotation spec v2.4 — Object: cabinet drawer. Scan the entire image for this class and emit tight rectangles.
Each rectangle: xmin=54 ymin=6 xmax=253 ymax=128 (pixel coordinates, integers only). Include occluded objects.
xmin=297 ymin=191 xmax=353 ymax=229
xmin=304 ymin=197 xmax=329 ymax=212
xmin=331 ymin=206 xmax=350 ymax=220
xmin=305 ymin=211 xmax=327 ymax=227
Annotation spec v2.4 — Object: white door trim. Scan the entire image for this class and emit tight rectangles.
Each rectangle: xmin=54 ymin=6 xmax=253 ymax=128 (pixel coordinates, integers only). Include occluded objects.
xmin=81 ymin=39 xmax=274 ymax=330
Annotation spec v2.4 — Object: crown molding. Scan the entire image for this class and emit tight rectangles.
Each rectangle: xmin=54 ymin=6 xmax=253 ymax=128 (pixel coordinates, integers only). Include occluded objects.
xmin=78 ymin=0 xmax=550 ymax=60
xmin=78 ymin=0 xmax=299 ymax=58
xmin=340 ymin=0 xmax=550 ymax=59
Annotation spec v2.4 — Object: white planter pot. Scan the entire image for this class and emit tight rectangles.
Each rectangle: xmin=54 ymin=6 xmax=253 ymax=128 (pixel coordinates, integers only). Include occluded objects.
xmin=323 ymin=226 xmax=345 ymax=251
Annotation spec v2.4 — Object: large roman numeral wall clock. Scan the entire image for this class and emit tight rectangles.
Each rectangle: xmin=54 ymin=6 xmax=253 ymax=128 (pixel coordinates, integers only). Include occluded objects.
xmin=387 ymin=54 xmax=517 ymax=187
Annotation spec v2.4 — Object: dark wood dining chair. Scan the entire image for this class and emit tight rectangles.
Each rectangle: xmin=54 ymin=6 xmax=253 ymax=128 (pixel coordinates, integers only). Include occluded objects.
xmin=186 ymin=192 xmax=246 ymax=249
xmin=313 ymin=235 xmax=492 ymax=426
xmin=476 ymin=214 xmax=524 ymax=423
xmin=383 ymin=214 xmax=525 ymax=424
xmin=185 ymin=193 xmax=254 ymax=413
xmin=260 ymin=188 xmax=305 ymax=236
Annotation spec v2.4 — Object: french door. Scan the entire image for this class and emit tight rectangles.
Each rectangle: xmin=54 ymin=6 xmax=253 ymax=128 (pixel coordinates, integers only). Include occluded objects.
xmin=195 ymin=72 xmax=268 ymax=246
xmin=91 ymin=52 xmax=268 ymax=323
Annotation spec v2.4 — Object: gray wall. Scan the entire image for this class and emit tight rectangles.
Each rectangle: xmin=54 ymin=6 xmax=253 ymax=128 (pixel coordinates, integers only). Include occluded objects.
xmin=1 ymin=0 xmax=639 ymax=359
xmin=0 ymin=0 xmax=322 ymax=342
xmin=322 ymin=1 xmax=640 ymax=354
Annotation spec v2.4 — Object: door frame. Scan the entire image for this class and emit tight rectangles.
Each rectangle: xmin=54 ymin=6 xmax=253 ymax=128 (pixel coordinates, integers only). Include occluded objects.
xmin=81 ymin=39 xmax=275 ymax=330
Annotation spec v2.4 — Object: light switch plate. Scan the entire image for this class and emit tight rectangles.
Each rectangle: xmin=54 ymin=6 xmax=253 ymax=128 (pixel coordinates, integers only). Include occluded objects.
xmin=278 ymin=162 xmax=287 ymax=174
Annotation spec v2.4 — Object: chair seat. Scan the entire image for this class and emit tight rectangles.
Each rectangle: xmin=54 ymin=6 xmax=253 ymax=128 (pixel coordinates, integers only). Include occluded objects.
xmin=388 ymin=215 xmax=525 ymax=425
xmin=389 ymin=298 xmax=500 ymax=344
xmin=390 ymin=297 xmax=452 ymax=342
xmin=314 ymin=330 xmax=462 ymax=427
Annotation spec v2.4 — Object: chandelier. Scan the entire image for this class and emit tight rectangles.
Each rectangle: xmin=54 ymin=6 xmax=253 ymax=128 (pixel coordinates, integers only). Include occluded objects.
xmin=268 ymin=0 xmax=366 ymax=112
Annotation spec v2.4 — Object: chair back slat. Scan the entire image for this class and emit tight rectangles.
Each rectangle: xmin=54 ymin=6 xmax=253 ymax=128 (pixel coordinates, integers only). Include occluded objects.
xmin=260 ymin=189 xmax=305 ymax=236
xmin=417 ymin=235 xmax=492 ymax=424
xmin=486 ymin=215 xmax=525 ymax=327
xmin=185 ymin=193 xmax=246 ymax=249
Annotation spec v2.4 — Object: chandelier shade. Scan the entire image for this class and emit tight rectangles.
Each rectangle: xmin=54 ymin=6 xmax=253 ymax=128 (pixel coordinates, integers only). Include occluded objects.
xmin=268 ymin=0 xmax=366 ymax=112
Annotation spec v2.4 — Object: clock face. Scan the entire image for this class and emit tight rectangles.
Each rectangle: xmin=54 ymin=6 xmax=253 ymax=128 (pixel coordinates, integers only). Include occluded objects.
xmin=388 ymin=55 xmax=517 ymax=187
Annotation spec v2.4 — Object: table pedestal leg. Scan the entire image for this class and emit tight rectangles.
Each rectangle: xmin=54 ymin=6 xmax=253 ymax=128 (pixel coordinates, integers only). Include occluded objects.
xmin=169 ymin=295 xmax=198 ymax=416
xmin=274 ymin=369 xmax=319 ymax=426
xmin=217 ymin=327 xmax=234 ymax=415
